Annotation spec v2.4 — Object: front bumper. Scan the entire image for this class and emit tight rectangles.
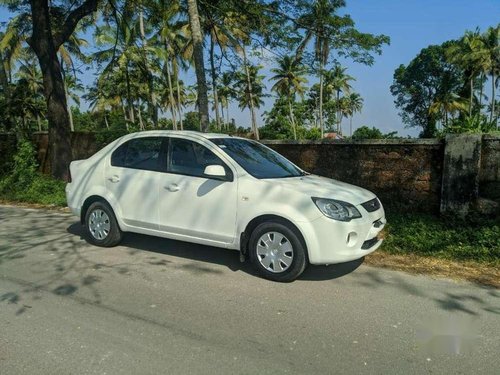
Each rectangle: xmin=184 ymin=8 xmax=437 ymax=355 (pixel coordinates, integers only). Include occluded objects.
xmin=301 ymin=203 xmax=386 ymax=265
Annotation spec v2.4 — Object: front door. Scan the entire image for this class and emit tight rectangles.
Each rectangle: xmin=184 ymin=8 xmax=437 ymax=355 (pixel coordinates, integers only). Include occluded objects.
xmin=158 ymin=137 xmax=237 ymax=245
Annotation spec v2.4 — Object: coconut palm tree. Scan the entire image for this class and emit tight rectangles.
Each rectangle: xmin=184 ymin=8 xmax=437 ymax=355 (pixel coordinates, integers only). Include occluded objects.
xmin=148 ymin=0 xmax=190 ymax=129
xmin=234 ymin=64 xmax=266 ymax=136
xmin=295 ymin=0 xmax=337 ymax=138
xmin=480 ymin=25 xmax=500 ymax=122
xmin=324 ymin=65 xmax=355 ymax=134
xmin=344 ymin=92 xmax=363 ymax=136
xmin=1 ymin=13 xmax=88 ymax=132
xmin=14 ymin=56 xmax=45 ymax=132
xmin=217 ymin=71 xmax=236 ymax=129
xmin=447 ymin=30 xmax=486 ymax=116
xmin=93 ymin=17 xmax=142 ymax=126
xmin=429 ymin=92 xmax=468 ymax=128
xmin=270 ymin=55 xmax=308 ymax=140
xmin=186 ymin=0 xmax=210 ymax=131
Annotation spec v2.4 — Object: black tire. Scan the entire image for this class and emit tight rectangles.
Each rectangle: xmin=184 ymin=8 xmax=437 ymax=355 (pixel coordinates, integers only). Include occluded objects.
xmin=248 ymin=222 xmax=308 ymax=282
xmin=84 ymin=201 xmax=123 ymax=247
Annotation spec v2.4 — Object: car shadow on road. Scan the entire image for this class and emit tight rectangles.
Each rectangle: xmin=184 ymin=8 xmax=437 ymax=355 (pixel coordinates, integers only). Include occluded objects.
xmin=67 ymin=222 xmax=363 ymax=282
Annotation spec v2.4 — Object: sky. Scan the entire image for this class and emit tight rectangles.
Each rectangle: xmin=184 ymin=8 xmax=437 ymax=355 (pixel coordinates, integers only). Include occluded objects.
xmin=1 ymin=0 xmax=499 ymax=137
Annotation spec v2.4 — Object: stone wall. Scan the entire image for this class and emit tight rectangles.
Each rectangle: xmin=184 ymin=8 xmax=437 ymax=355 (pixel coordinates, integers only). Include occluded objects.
xmin=263 ymin=139 xmax=444 ymax=212
xmin=31 ymin=132 xmax=101 ymax=174
xmin=480 ymin=135 xmax=500 ymax=202
xmin=1 ymin=132 xmax=498 ymax=214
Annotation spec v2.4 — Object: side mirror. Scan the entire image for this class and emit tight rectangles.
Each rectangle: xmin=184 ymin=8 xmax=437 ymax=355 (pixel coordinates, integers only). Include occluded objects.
xmin=203 ymin=164 xmax=226 ymax=178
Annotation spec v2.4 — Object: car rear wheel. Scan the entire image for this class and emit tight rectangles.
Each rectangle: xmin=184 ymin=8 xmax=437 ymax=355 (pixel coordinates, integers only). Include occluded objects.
xmin=85 ymin=201 xmax=123 ymax=247
xmin=248 ymin=222 xmax=308 ymax=282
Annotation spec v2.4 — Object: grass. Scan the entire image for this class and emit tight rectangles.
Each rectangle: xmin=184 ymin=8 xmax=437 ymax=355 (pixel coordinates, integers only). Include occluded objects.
xmin=380 ymin=212 xmax=499 ymax=266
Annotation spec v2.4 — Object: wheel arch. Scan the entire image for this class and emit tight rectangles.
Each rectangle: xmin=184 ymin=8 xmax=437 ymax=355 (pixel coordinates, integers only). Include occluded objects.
xmin=240 ymin=214 xmax=309 ymax=258
xmin=81 ymin=195 xmax=116 ymax=225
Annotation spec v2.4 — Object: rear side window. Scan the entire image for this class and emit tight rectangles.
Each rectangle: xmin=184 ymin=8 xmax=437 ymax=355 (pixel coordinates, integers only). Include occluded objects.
xmin=111 ymin=137 xmax=163 ymax=171
xmin=167 ymin=138 xmax=232 ymax=179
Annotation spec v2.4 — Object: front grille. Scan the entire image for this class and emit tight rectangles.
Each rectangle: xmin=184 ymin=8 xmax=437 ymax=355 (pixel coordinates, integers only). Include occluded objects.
xmin=361 ymin=237 xmax=379 ymax=250
xmin=361 ymin=198 xmax=381 ymax=212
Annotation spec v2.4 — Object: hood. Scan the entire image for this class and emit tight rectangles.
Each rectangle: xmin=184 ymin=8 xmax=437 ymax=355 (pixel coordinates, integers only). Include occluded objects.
xmin=271 ymin=174 xmax=376 ymax=206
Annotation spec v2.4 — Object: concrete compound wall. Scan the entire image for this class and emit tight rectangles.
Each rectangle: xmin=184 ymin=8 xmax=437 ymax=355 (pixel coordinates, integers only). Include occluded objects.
xmin=1 ymin=132 xmax=499 ymax=214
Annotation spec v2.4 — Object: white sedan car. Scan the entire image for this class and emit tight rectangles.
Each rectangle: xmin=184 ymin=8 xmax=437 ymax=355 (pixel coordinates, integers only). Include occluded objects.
xmin=66 ymin=131 xmax=386 ymax=281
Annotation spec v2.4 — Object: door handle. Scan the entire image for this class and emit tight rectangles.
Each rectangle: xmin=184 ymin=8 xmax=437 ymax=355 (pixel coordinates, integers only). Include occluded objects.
xmin=108 ymin=175 xmax=120 ymax=183
xmin=166 ymin=183 xmax=180 ymax=192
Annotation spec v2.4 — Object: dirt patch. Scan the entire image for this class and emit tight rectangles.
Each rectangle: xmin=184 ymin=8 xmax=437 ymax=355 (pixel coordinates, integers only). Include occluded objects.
xmin=365 ymin=251 xmax=499 ymax=288
xmin=0 ymin=200 xmax=69 ymax=212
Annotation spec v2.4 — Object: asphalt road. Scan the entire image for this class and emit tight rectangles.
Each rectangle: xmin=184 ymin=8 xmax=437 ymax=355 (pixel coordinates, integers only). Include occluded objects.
xmin=1 ymin=205 xmax=499 ymax=374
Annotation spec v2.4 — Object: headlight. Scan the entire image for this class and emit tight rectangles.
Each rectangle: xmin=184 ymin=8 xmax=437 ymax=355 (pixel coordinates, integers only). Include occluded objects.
xmin=312 ymin=197 xmax=362 ymax=222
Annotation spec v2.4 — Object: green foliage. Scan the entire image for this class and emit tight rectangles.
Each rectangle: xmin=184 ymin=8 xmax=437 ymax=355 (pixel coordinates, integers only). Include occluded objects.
xmin=446 ymin=113 xmax=498 ymax=134
xmin=391 ymin=41 xmax=465 ymax=137
xmin=392 ymin=25 xmax=500 ymax=137
xmin=351 ymin=126 xmax=399 ymax=139
xmin=0 ymin=139 xmax=66 ymax=206
xmin=382 ymin=213 xmax=500 ymax=265
xmin=183 ymin=111 xmax=201 ymax=131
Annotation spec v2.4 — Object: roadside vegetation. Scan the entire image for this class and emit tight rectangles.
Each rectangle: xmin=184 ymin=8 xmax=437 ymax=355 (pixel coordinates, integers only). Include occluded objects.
xmin=0 ymin=140 xmax=66 ymax=206
xmin=382 ymin=213 xmax=499 ymax=266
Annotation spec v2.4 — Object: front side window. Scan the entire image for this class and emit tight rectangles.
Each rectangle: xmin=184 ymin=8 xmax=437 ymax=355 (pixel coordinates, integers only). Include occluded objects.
xmin=111 ymin=137 xmax=163 ymax=171
xmin=167 ymin=138 xmax=231 ymax=179
xmin=211 ymin=138 xmax=304 ymax=179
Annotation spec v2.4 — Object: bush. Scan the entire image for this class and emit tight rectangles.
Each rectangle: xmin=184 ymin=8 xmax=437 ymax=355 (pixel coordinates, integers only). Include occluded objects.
xmin=0 ymin=139 xmax=66 ymax=206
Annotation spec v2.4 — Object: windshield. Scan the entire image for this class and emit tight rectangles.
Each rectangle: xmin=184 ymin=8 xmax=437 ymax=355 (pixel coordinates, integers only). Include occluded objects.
xmin=211 ymin=138 xmax=304 ymax=179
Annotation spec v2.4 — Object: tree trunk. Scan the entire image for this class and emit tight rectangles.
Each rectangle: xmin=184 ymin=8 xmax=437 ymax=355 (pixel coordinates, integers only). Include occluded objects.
xmin=137 ymin=102 xmax=144 ymax=130
xmin=319 ymin=60 xmax=324 ymax=138
xmin=209 ymin=37 xmax=221 ymax=130
xmin=242 ymin=47 xmax=259 ymax=140
xmin=175 ymin=73 xmax=184 ymax=130
xmin=336 ymin=90 xmax=341 ymax=134
xmin=469 ymin=77 xmax=473 ymax=116
xmin=288 ymin=96 xmax=297 ymax=140
xmin=186 ymin=0 xmax=209 ymax=131
xmin=124 ymin=62 xmax=135 ymax=124
xmin=0 ymin=52 xmax=13 ymax=131
xmin=479 ymin=73 xmax=484 ymax=109
xmin=349 ymin=116 xmax=353 ymax=137
xmin=60 ymin=60 xmax=74 ymax=132
xmin=104 ymin=113 xmax=109 ymax=129
xmin=220 ymin=101 xmax=225 ymax=129
xmin=29 ymin=0 xmax=72 ymax=180
xmin=163 ymin=53 xmax=178 ymax=130
xmin=36 ymin=113 xmax=42 ymax=132
xmin=139 ymin=9 xmax=158 ymax=127
xmin=491 ymin=72 xmax=496 ymax=123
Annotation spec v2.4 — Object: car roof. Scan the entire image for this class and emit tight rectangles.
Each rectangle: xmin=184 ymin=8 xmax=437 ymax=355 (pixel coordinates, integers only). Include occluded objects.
xmin=121 ymin=130 xmax=238 ymax=141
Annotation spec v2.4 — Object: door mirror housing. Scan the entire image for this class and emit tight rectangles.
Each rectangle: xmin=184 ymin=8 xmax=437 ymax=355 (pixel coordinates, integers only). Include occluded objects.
xmin=204 ymin=165 xmax=226 ymax=179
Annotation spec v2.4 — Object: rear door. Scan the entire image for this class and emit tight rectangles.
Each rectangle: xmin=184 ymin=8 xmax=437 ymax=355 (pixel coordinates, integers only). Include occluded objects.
xmin=158 ymin=137 xmax=238 ymax=244
xmin=105 ymin=136 xmax=165 ymax=230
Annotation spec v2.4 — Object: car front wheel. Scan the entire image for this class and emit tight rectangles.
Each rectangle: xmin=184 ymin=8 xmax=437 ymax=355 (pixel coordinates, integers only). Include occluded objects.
xmin=84 ymin=201 xmax=123 ymax=247
xmin=248 ymin=222 xmax=308 ymax=282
